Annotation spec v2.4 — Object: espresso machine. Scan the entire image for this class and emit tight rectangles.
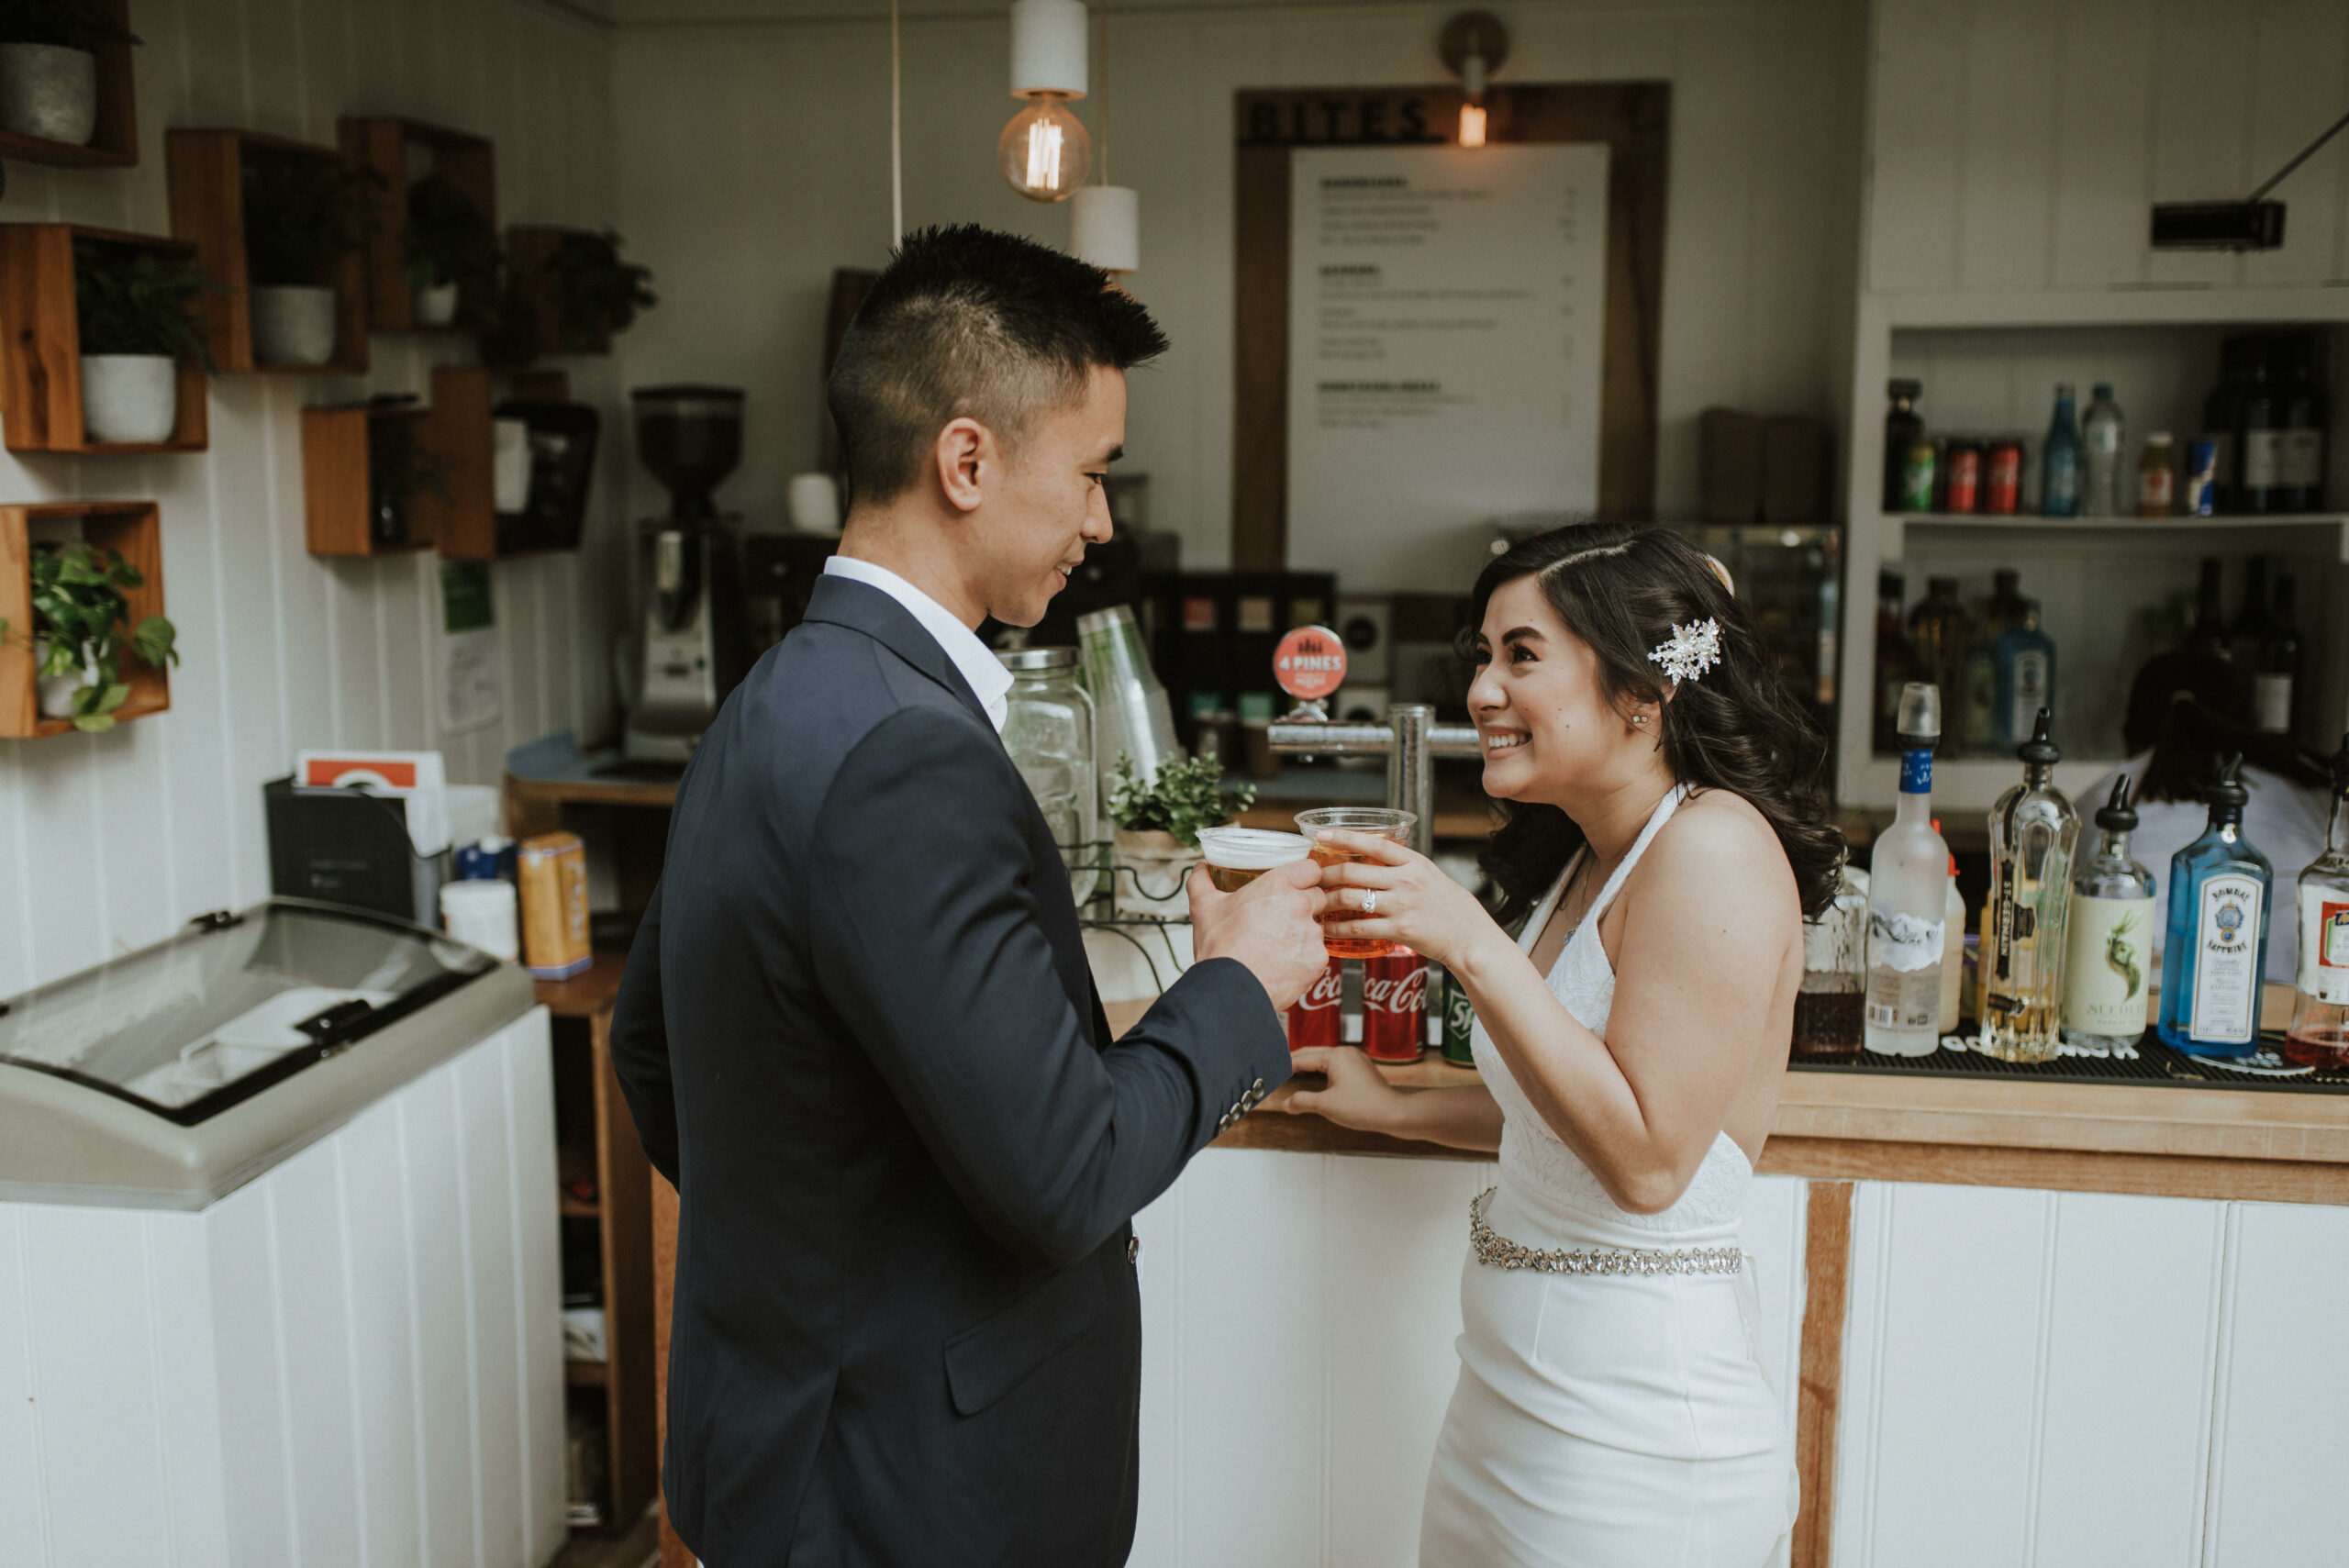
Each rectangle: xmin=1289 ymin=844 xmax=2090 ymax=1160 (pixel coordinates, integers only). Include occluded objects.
xmin=622 ymin=385 xmax=752 ymax=765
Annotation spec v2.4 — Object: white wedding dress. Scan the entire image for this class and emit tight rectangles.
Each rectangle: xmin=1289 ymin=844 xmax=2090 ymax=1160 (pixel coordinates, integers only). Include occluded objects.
xmin=1419 ymin=785 xmax=1797 ymax=1567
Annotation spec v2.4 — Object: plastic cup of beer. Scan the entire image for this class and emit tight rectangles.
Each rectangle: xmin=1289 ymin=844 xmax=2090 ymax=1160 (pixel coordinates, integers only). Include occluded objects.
xmin=1195 ymin=827 xmax=1314 ymax=893
xmin=1295 ymin=806 xmax=1418 ymax=958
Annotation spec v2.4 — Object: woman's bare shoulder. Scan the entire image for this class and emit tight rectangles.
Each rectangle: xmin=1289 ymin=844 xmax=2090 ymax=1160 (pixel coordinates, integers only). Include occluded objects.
xmin=1632 ymin=790 xmax=1798 ymax=919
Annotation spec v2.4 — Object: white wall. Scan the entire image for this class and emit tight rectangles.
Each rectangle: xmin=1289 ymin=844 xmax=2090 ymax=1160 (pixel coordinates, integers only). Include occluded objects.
xmin=0 ymin=0 xmax=624 ymax=1000
xmin=607 ymin=0 xmax=1867 ymax=565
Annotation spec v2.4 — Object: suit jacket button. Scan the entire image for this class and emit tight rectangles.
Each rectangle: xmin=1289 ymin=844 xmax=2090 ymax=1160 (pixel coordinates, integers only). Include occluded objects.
xmin=1252 ymin=1078 xmax=1266 ymax=1094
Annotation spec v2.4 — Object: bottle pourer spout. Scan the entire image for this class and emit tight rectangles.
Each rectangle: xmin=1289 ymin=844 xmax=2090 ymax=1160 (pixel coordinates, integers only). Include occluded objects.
xmin=2331 ymin=730 xmax=2349 ymax=784
xmin=1895 ymin=682 xmax=1941 ymax=749
xmin=2016 ymin=707 xmax=2060 ymax=768
xmin=2094 ymin=773 xmax=2138 ymax=834
xmin=2207 ymin=751 xmax=2249 ymax=811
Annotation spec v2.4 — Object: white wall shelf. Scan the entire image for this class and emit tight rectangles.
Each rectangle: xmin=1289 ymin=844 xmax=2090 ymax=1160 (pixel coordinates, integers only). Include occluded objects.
xmin=1880 ymin=511 xmax=2349 ymax=562
xmin=1880 ymin=287 xmax=2349 ymax=331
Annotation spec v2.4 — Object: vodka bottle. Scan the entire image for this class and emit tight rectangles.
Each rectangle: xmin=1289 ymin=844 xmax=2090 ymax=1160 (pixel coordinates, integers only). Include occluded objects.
xmin=2283 ymin=734 xmax=2349 ymax=1067
xmin=2081 ymin=383 xmax=2125 ymax=516
xmin=2156 ymin=755 xmax=2274 ymax=1059
xmin=1865 ymin=684 xmax=1951 ymax=1056
xmin=1978 ymin=710 xmax=2078 ymax=1062
xmin=2062 ymin=775 xmax=2157 ymax=1051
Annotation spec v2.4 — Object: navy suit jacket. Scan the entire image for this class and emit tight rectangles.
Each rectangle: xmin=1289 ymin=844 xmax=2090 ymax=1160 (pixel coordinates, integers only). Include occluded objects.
xmin=611 ymin=574 xmax=1290 ymax=1566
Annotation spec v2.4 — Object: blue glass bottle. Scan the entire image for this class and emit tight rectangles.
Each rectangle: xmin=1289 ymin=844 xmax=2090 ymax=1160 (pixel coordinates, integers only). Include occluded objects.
xmin=2042 ymin=383 xmax=2082 ymax=517
xmin=2157 ymin=754 xmax=2274 ymax=1058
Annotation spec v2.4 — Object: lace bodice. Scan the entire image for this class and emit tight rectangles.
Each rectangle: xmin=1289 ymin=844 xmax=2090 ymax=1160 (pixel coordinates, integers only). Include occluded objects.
xmin=1469 ymin=785 xmax=1754 ymax=1237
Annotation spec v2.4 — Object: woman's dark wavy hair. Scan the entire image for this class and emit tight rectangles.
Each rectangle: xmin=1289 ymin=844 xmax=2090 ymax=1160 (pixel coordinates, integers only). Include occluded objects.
xmin=1467 ymin=522 xmax=1844 ymax=927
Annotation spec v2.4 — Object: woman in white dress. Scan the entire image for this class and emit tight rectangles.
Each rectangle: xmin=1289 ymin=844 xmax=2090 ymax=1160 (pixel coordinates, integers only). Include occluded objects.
xmin=1286 ymin=523 xmax=1844 ymax=1568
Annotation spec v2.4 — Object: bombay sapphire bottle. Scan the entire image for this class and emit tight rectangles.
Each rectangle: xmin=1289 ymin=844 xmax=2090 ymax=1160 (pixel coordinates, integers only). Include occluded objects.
xmin=2156 ymin=755 xmax=2274 ymax=1059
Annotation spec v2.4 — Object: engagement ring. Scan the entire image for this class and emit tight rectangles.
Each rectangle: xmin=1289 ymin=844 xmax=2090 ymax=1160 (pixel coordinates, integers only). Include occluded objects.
xmin=1364 ymin=891 xmax=1377 ymax=915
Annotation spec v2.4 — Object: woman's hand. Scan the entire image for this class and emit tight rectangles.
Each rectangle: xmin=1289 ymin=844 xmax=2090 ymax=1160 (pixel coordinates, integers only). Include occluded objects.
xmin=1284 ymin=1046 xmax=1406 ymax=1133
xmin=1309 ymin=829 xmax=1497 ymax=972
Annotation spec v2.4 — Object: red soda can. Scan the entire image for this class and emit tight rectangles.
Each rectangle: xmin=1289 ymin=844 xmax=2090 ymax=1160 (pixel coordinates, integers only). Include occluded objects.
xmin=1287 ymin=958 xmax=1344 ymax=1050
xmin=1362 ymin=951 xmax=1428 ymax=1062
xmin=1985 ymin=440 xmax=2023 ymax=513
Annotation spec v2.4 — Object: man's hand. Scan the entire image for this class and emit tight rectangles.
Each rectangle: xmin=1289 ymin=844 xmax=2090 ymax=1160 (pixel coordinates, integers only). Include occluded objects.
xmin=1188 ymin=859 xmax=1330 ymax=1011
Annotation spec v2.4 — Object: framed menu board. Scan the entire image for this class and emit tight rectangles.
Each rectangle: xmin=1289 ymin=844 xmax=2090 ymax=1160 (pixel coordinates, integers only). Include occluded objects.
xmin=1231 ymin=83 xmax=1669 ymax=574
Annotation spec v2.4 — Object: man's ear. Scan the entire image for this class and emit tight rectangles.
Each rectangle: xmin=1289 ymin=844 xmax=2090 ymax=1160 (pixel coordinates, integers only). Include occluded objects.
xmin=932 ymin=417 xmax=992 ymax=515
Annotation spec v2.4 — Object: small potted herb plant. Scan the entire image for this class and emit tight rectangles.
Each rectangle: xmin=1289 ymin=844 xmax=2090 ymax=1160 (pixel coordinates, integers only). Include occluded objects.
xmin=239 ymin=147 xmax=370 ymax=366
xmin=0 ymin=540 xmax=177 ymax=731
xmin=72 ymin=239 xmax=213 ymax=444
xmin=551 ymin=228 xmax=654 ymax=350
xmin=1107 ymin=752 xmax=1256 ymax=916
xmin=402 ymin=172 xmax=499 ymax=327
xmin=0 ymin=0 xmax=126 ymax=147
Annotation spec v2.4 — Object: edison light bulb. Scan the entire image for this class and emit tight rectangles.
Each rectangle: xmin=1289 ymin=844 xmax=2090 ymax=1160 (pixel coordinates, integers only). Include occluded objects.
xmin=1457 ymin=102 xmax=1487 ymax=148
xmin=999 ymin=95 xmax=1093 ymax=203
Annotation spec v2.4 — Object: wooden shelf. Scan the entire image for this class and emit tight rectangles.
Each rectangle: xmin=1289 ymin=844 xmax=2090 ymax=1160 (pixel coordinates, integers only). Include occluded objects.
xmin=340 ymin=117 xmax=496 ymax=335
xmin=537 ymin=951 xmax=629 ymax=1018
xmin=166 ymin=128 xmax=368 ymax=375
xmin=0 ymin=2 xmax=138 ymax=169
xmin=505 ymin=226 xmax=610 ymax=357
xmin=559 ymin=1194 xmax=601 ymax=1220
xmin=1886 ymin=509 xmax=2349 ymax=562
xmin=0 ymin=225 xmax=209 ymax=454
xmin=300 ymin=402 xmax=434 ymax=556
xmin=419 ymin=365 xmax=498 ymax=559
xmin=0 ymin=501 xmax=170 ymax=739
xmin=564 ymin=1358 xmax=607 ymax=1388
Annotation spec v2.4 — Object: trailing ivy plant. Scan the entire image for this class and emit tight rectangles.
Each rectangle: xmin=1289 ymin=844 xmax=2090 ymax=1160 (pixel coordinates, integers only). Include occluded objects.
xmin=1107 ymin=752 xmax=1256 ymax=850
xmin=0 ymin=0 xmax=136 ymax=50
xmin=401 ymin=172 xmax=501 ymax=315
xmin=240 ymin=147 xmax=373 ymax=286
xmin=0 ymin=541 xmax=178 ymax=731
xmin=72 ymin=239 xmax=216 ymax=367
xmin=551 ymin=229 xmax=655 ymax=350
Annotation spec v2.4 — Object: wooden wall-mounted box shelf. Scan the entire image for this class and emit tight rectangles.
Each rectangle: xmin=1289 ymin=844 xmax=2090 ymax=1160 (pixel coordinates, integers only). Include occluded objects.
xmin=0 ymin=224 xmax=210 ymax=454
xmin=0 ymin=1 xmax=139 ymax=170
xmin=503 ymin=226 xmax=608 ymax=357
xmin=419 ymin=365 xmax=497 ymax=560
xmin=340 ymin=116 xmax=496 ymax=335
xmin=301 ymin=402 xmax=434 ymax=557
xmin=166 ymin=128 xmax=368 ymax=374
xmin=0 ymin=501 xmax=169 ymax=738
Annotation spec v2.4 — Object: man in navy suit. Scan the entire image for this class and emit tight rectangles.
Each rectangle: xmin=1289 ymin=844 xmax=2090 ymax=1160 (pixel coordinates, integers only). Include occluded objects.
xmin=611 ymin=225 xmax=1325 ymax=1565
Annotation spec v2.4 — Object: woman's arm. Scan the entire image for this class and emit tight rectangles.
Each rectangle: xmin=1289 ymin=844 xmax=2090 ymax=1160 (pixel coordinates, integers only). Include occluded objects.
xmin=1283 ymin=1047 xmax=1505 ymax=1151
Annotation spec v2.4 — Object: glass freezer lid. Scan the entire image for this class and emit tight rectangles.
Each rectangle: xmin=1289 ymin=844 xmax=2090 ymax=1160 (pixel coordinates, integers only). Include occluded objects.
xmin=0 ymin=899 xmax=498 ymax=1126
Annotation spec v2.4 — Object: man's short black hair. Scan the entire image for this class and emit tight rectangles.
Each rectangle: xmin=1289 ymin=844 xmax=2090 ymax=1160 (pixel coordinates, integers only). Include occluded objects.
xmin=827 ymin=224 xmax=1168 ymax=508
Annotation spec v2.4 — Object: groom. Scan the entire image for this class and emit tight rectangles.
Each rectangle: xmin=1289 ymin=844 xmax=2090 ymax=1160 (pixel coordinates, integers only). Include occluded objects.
xmin=610 ymin=225 xmax=1324 ymax=1565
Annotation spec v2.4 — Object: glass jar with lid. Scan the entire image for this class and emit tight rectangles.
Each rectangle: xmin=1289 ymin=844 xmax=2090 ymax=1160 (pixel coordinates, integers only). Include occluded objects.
xmin=997 ymin=646 xmax=1101 ymax=906
xmin=1792 ymin=862 xmax=1867 ymax=1062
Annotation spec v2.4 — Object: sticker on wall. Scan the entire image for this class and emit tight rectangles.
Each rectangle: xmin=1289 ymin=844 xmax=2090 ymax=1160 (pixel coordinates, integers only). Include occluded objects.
xmin=439 ymin=562 xmax=502 ymax=733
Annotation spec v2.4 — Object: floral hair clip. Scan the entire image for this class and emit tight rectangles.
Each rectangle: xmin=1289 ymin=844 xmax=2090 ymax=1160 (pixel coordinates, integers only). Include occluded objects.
xmin=1647 ymin=617 xmax=1722 ymax=685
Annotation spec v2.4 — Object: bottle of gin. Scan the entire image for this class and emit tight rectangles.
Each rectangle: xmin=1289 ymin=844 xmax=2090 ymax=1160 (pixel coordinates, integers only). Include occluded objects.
xmin=1993 ymin=599 xmax=2056 ymax=749
xmin=2062 ymin=775 xmax=2156 ymax=1051
xmin=2283 ymin=734 xmax=2349 ymax=1068
xmin=2156 ymin=755 xmax=2274 ymax=1059
xmin=1865 ymin=684 xmax=1952 ymax=1056
xmin=1978 ymin=710 xmax=2078 ymax=1062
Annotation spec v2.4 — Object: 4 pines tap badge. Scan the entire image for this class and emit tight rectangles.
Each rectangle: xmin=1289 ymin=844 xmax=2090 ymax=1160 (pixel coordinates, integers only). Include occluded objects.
xmin=1273 ymin=625 xmax=1348 ymax=707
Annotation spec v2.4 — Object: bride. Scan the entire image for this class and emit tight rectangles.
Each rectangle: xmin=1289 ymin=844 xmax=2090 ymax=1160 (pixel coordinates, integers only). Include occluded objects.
xmin=1287 ymin=523 xmax=1842 ymax=1567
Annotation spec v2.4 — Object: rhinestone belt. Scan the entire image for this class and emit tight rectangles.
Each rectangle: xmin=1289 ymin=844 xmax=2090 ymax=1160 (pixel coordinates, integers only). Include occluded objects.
xmin=1468 ymin=1188 xmax=1745 ymax=1277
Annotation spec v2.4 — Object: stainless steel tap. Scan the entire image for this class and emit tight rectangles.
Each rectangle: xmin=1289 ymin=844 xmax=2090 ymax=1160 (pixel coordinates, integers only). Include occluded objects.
xmin=1268 ymin=703 xmax=1480 ymax=855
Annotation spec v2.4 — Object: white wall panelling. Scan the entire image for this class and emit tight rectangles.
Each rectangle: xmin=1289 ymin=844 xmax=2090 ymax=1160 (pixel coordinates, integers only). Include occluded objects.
xmin=0 ymin=0 xmax=625 ymax=1002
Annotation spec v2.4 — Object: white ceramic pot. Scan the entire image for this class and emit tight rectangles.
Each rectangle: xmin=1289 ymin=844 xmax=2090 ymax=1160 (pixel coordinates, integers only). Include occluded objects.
xmin=412 ymin=282 xmax=459 ymax=326
xmin=1114 ymin=826 xmax=1208 ymax=917
xmin=32 ymin=637 xmax=95 ymax=720
xmin=80 ymin=353 xmax=177 ymax=445
xmin=0 ymin=43 xmax=96 ymax=146
xmin=250 ymin=284 xmax=337 ymax=366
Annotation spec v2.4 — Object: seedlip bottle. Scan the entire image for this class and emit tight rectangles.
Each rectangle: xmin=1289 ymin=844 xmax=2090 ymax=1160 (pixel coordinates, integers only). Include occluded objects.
xmin=2062 ymin=775 xmax=2157 ymax=1051
xmin=2283 ymin=733 xmax=2349 ymax=1068
xmin=1865 ymin=684 xmax=1952 ymax=1056
xmin=2156 ymin=755 xmax=2273 ymax=1059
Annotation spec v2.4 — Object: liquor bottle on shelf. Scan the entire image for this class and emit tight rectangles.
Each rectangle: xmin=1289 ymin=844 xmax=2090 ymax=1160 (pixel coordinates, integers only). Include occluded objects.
xmin=2042 ymin=384 xmax=2082 ymax=517
xmin=2203 ymin=337 xmax=2254 ymax=511
xmin=1964 ymin=570 xmax=2026 ymax=754
xmin=2283 ymin=734 xmax=2349 ymax=1067
xmin=2276 ymin=332 xmax=2327 ymax=513
xmin=1978 ymin=711 xmax=2078 ymax=1062
xmin=1906 ymin=577 xmax=1970 ymax=721
xmin=2156 ymin=755 xmax=2273 ymax=1060
xmin=2081 ymin=383 xmax=2125 ymax=517
xmin=2237 ymin=337 xmax=2283 ymax=513
xmin=2226 ymin=556 xmax=2268 ymax=670
xmin=1872 ymin=569 xmax=1917 ymax=755
xmin=1884 ymin=380 xmax=1924 ymax=512
xmin=2063 ymin=775 xmax=2157 ymax=1052
xmin=2138 ymin=431 xmax=2176 ymax=517
xmin=2256 ymin=574 xmax=2302 ymax=739
xmin=2124 ymin=557 xmax=2246 ymax=741
xmin=1865 ymin=684 xmax=1952 ymax=1057
xmin=1993 ymin=599 xmax=2055 ymax=750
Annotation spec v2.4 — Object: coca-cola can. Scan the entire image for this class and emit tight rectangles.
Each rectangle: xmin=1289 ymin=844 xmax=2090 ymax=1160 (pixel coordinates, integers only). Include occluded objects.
xmin=1287 ymin=958 xmax=1344 ymax=1050
xmin=1362 ymin=951 xmax=1428 ymax=1062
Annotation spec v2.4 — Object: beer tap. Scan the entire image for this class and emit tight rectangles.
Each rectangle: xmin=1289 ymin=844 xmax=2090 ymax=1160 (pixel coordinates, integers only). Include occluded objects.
xmin=1267 ymin=628 xmax=1479 ymax=857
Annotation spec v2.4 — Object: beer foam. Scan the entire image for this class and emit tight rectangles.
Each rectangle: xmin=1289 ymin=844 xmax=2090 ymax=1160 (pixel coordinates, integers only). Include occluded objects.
xmin=1197 ymin=828 xmax=1313 ymax=870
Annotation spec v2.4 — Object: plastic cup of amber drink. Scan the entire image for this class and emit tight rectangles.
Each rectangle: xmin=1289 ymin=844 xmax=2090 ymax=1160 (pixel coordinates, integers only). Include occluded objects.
xmin=1295 ymin=806 xmax=1418 ymax=958
xmin=1195 ymin=827 xmax=1314 ymax=893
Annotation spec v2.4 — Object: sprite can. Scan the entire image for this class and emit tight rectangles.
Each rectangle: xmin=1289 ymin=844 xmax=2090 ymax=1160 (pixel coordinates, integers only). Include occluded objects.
xmin=1441 ymin=966 xmax=1478 ymax=1067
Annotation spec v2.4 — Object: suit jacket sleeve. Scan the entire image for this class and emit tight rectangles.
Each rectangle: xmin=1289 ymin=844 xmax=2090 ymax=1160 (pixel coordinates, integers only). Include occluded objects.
xmin=610 ymin=879 xmax=681 ymax=1186
xmin=810 ymin=706 xmax=1291 ymax=1268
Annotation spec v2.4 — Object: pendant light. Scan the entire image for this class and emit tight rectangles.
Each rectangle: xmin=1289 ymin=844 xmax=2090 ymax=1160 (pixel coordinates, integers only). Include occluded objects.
xmin=1440 ymin=10 xmax=1508 ymax=150
xmin=1069 ymin=0 xmax=1138 ymax=272
xmin=1001 ymin=0 xmax=1093 ymax=202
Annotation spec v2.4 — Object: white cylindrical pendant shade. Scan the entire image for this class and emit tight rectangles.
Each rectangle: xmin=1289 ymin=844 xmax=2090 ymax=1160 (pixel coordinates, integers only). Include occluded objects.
xmin=1010 ymin=0 xmax=1088 ymax=97
xmin=1071 ymin=184 xmax=1140 ymax=272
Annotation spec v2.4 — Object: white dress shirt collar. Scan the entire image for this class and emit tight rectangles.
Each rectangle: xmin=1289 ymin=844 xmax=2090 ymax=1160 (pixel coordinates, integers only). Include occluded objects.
xmin=822 ymin=555 xmax=1012 ymax=733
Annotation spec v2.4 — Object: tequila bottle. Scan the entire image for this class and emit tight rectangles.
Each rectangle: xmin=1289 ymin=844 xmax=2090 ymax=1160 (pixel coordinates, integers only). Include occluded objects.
xmin=2283 ymin=733 xmax=2349 ymax=1067
xmin=1865 ymin=684 xmax=1951 ymax=1056
xmin=1978 ymin=710 xmax=2078 ymax=1062
xmin=2062 ymin=775 xmax=2156 ymax=1051
xmin=2156 ymin=755 xmax=2273 ymax=1059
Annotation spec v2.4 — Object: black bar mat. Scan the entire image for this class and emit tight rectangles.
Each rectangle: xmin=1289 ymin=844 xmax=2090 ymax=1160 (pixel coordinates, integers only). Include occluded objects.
xmin=1790 ymin=1032 xmax=2349 ymax=1095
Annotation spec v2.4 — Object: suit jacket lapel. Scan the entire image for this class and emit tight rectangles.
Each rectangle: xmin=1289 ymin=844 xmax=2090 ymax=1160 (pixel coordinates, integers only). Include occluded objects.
xmin=799 ymin=574 xmax=992 ymax=729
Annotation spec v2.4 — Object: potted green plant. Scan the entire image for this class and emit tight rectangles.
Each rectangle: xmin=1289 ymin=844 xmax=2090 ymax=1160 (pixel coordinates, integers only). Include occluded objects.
xmin=551 ymin=228 xmax=655 ymax=350
xmin=0 ymin=0 xmax=130 ymax=146
xmin=0 ymin=540 xmax=177 ymax=731
xmin=365 ymin=405 xmax=449 ymax=549
xmin=402 ymin=172 xmax=499 ymax=327
xmin=1107 ymin=752 xmax=1256 ymax=916
xmin=72 ymin=239 xmax=213 ymax=444
xmin=239 ymin=147 xmax=370 ymax=366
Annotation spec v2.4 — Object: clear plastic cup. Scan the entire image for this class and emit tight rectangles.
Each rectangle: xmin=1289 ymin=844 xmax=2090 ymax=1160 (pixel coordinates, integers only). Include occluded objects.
xmin=1295 ymin=807 xmax=1418 ymax=958
xmin=1194 ymin=827 xmax=1313 ymax=893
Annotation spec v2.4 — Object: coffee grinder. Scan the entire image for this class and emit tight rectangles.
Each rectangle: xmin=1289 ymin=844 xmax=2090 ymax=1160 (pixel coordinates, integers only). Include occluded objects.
xmin=623 ymin=385 xmax=752 ymax=764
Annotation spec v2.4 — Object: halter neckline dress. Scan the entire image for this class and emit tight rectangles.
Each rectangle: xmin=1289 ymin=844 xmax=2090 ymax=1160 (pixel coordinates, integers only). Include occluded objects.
xmin=1418 ymin=784 xmax=1797 ymax=1567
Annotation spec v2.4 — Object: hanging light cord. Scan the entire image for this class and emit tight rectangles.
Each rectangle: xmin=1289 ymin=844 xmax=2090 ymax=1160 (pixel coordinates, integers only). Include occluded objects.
xmin=889 ymin=0 xmax=904 ymax=242
xmin=1096 ymin=0 xmax=1108 ymax=186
